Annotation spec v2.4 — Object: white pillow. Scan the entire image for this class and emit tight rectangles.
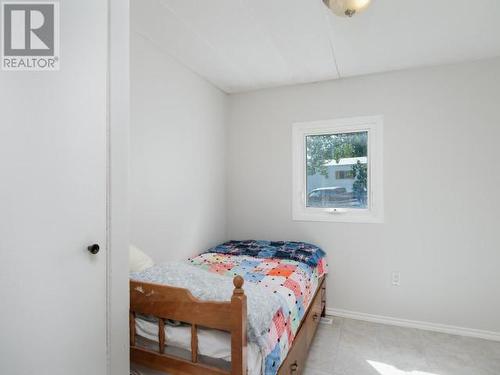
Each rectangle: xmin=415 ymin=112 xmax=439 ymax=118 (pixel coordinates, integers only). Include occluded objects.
xmin=129 ymin=244 xmax=154 ymax=273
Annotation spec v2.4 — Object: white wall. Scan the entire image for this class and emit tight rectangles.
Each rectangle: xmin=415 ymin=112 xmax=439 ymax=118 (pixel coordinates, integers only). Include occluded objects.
xmin=227 ymin=58 xmax=500 ymax=333
xmin=130 ymin=32 xmax=227 ymax=263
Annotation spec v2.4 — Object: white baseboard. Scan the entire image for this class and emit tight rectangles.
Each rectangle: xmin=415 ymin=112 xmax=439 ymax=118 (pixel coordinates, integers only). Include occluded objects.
xmin=326 ymin=307 xmax=500 ymax=342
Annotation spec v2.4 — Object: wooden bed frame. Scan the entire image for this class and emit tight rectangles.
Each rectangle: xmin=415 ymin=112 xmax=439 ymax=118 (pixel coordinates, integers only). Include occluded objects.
xmin=130 ymin=275 xmax=326 ymax=375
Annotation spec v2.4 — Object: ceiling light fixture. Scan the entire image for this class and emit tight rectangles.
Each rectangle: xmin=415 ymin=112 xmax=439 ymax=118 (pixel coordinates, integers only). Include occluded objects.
xmin=322 ymin=0 xmax=372 ymax=17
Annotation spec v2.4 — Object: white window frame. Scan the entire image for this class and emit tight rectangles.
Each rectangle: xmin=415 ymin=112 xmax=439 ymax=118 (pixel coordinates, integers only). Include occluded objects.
xmin=292 ymin=115 xmax=384 ymax=223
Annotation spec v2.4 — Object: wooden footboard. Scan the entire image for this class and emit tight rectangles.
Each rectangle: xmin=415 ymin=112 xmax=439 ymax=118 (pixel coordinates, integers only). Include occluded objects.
xmin=130 ymin=276 xmax=247 ymax=375
xmin=130 ymin=275 xmax=327 ymax=375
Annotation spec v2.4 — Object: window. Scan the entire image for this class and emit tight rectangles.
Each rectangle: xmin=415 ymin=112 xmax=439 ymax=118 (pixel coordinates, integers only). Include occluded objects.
xmin=292 ymin=116 xmax=383 ymax=223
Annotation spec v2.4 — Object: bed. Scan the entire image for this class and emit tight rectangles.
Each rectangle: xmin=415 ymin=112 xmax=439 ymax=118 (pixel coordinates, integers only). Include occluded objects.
xmin=129 ymin=240 xmax=328 ymax=375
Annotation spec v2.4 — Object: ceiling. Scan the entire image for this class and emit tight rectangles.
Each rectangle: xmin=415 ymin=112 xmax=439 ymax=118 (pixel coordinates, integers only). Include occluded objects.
xmin=131 ymin=0 xmax=500 ymax=93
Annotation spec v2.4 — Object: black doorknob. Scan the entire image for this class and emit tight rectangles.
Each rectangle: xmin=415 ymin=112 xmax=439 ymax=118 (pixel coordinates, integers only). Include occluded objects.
xmin=87 ymin=244 xmax=100 ymax=254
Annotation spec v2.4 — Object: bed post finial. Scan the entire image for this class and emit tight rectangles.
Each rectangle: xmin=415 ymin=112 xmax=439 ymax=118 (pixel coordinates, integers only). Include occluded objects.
xmin=231 ymin=275 xmax=247 ymax=375
xmin=233 ymin=275 xmax=244 ymax=295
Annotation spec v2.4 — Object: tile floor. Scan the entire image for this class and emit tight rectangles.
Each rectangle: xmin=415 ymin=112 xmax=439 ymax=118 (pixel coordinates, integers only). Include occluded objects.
xmin=304 ymin=317 xmax=500 ymax=375
xmin=131 ymin=317 xmax=500 ymax=375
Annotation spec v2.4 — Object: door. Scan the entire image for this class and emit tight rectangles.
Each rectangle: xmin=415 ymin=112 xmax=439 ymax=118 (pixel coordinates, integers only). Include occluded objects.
xmin=0 ymin=1 xmax=108 ymax=374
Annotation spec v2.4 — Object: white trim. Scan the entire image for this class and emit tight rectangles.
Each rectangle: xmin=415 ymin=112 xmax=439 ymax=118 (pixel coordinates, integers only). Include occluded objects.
xmin=292 ymin=115 xmax=384 ymax=223
xmin=326 ymin=308 xmax=500 ymax=342
xmin=107 ymin=0 xmax=130 ymax=374
xmin=106 ymin=0 xmax=111 ymax=371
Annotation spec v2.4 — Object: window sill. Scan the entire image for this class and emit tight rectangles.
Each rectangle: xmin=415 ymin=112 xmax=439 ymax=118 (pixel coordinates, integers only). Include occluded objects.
xmin=292 ymin=209 xmax=384 ymax=223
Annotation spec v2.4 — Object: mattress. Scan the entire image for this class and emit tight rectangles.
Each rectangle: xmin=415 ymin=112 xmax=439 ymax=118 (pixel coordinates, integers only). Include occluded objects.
xmin=135 ymin=318 xmax=263 ymax=374
xmin=132 ymin=240 xmax=328 ymax=375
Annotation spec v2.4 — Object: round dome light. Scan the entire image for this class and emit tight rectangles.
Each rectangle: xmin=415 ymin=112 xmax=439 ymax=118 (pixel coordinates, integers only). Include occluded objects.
xmin=322 ymin=0 xmax=372 ymax=17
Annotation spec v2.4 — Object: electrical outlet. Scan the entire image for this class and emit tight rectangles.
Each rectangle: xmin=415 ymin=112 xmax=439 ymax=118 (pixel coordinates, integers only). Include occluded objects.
xmin=391 ymin=271 xmax=400 ymax=286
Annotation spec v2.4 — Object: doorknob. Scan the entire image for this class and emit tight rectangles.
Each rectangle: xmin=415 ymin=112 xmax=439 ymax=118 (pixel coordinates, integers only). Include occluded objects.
xmin=87 ymin=244 xmax=100 ymax=254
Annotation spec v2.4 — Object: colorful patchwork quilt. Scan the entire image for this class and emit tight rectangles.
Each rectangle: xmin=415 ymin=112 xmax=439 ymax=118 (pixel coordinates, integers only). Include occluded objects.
xmin=189 ymin=243 xmax=328 ymax=375
xmin=205 ymin=240 xmax=326 ymax=267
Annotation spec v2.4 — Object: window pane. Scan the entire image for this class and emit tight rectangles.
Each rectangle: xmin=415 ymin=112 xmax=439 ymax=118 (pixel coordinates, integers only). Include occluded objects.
xmin=306 ymin=132 xmax=368 ymax=209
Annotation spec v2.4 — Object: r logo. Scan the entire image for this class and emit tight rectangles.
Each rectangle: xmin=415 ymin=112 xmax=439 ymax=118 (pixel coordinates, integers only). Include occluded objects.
xmin=4 ymin=3 xmax=54 ymax=55
xmin=2 ymin=1 xmax=59 ymax=70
